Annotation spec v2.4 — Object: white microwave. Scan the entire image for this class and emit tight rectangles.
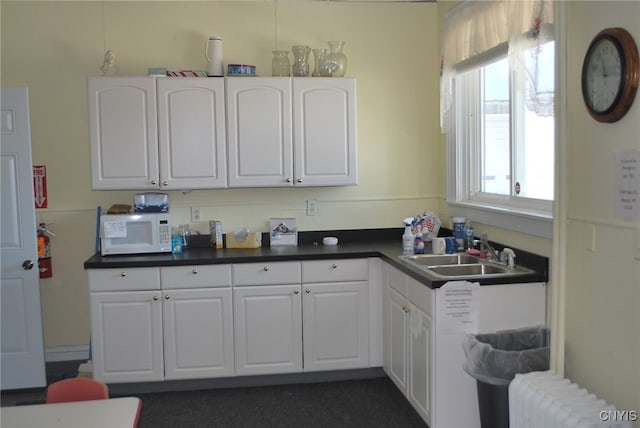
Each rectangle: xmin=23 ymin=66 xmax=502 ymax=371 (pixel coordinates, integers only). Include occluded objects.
xmin=100 ymin=213 xmax=171 ymax=256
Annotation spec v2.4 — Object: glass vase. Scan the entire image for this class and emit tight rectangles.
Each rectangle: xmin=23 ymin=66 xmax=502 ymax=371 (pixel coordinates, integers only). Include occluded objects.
xmin=272 ymin=50 xmax=290 ymax=76
xmin=291 ymin=45 xmax=311 ymax=77
xmin=327 ymin=41 xmax=347 ymax=77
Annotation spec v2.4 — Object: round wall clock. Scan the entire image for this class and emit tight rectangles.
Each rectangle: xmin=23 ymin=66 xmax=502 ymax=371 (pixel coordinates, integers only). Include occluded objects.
xmin=581 ymin=27 xmax=639 ymax=123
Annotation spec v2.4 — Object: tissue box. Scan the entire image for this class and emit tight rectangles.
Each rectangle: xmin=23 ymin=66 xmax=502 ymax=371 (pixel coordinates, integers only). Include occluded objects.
xmin=225 ymin=232 xmax=262 ymax=249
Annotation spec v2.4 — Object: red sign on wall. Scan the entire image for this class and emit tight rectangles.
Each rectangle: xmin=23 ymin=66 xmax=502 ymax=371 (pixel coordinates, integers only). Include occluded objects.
xmin=33 ymin=165 xmax=48 ymax=209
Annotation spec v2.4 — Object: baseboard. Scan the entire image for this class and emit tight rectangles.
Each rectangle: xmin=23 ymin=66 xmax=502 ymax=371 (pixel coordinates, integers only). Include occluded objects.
xmin=45 ymin=345 xmax=89 ymax=362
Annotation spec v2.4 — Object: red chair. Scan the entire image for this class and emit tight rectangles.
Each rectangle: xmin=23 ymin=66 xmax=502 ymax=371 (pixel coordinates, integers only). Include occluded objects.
xmin=46 ymin=378 xmax=109 ymax=404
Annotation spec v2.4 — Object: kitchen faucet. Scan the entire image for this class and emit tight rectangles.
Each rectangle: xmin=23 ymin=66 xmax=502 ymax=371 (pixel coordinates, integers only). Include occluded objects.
xmin=478 ymin=234 xmax=500 ymax=262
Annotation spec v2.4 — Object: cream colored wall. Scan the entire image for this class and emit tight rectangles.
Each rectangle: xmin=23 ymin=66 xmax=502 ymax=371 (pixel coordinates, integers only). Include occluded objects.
xmin=564 ymin=1 xmax=640 ymax=415
xmin=1 ymin=1 xmax=441 ymax=349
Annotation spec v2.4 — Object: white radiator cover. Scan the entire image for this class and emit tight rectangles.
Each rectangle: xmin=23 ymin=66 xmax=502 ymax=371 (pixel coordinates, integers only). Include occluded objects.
xmin=509 ymin=370 xmax=635 ymax=428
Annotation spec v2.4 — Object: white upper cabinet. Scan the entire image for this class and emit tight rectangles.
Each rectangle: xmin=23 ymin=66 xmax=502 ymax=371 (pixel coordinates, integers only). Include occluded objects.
xmin=226 ymin=77 xmax=357 ymax=187
xmin=88 ymin=77 xmax=159 ymax=190
xmin=88 ymin=77 xmax=227 ymax=190
xmin=157 ymin=78 xmax=227 ymax=189
xmin=226 ymin=77 xmax=293 ymax=187
xmin=293 ymin=78 xmax=357 ymax=186
xmin=90 ymin=76 xmax=356 ymax=189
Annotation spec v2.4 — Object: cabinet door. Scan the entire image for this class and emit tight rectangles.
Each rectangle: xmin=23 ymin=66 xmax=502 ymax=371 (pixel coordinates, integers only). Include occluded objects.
xmin=226 ymin=78 xmax=293 ymax=187
xmin=88 ymin=77 xmax=159 ymax=189
xmin=387 ymin=288 xmax=408 ymax=395
xmin=90 ymin=290 xmax=164 ymax=383
xmin=233 ymin=285 xmax=302 ymax=375
xmin=157 ymin=78 xmax=227 ymax=189
xmin=408 ymin=306 xmax=431 ymax=423
xmin=302 ymin=281 xmax=369 ymax=371
xmin=162 ymin=288 xmax=234 ymax=380
xmin=293 ymin=78 xmax=357 ymax=186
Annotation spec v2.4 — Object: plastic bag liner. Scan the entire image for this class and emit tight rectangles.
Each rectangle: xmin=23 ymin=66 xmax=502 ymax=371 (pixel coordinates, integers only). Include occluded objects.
xmin=462 ymin=326 xmax=550 ymax=386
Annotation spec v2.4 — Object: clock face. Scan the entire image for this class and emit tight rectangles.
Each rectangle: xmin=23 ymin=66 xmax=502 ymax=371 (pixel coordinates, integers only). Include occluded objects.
xmin=583 ymin=37 xmax=623 ymax=113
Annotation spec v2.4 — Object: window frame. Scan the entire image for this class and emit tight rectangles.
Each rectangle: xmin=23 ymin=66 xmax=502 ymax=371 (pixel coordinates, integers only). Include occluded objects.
xmin=446 ymin=43 xmax=554 ymax=239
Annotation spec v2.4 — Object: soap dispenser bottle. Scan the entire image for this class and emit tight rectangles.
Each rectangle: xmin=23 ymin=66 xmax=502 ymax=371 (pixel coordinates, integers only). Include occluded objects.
xmin=402 ymin=218 xmax=414 ymax=255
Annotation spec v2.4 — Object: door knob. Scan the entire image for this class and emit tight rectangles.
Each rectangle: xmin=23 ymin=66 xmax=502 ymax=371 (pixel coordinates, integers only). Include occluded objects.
xmin=22 ymin=260 xmax=34 ymax=270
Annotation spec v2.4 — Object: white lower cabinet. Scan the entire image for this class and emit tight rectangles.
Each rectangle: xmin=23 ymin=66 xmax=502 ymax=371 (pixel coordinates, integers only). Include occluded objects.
xmin=90 ymin=290 xmax=164 ymax=383
xmin=233 ymin=284 xmax=303 ymax=375
xmin=384 ymin=267 xmax=432 ymax=425
xmin=302 ymin=281 xmax=369 ymax=372
xmin=88 ymin=259 xmax=374 ymax=383
xmin=89 ymin=265 xmax=234 ymax=383
xmin=162 ymin=287 xmax=234 ymax=380
xmin=232 ymin=259 xmax=370 ymax=376
xmin=382 ymin=261 xmax=546 ymax=428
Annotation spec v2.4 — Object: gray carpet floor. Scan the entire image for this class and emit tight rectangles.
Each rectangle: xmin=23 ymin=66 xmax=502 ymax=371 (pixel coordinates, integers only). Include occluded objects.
xmin=1 ymin=362 xmax=427 ymax=427
xmin=128 ymin=377 xmax=427 ymax=428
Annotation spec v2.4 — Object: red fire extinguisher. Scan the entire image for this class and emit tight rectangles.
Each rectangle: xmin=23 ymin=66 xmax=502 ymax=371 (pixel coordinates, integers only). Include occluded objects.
xmin=37 ymin=223 xmax=56 ymax=279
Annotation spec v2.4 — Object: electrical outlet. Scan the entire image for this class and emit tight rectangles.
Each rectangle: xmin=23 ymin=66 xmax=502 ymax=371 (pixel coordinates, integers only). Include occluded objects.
xmin=191 ymin=207 xmax=202 ymax=222
xmin=306 ymin=199 xmax=318 ymax=216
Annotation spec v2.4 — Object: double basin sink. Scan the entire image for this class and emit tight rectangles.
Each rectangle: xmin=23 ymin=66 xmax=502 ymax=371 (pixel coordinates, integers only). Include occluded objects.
xmin=398 ymin=253 xmax=534 ymax=279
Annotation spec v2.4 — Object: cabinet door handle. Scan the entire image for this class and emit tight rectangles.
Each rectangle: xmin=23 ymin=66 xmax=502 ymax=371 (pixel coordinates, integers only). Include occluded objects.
xmin=296 ymin=178 xmax=303 ymax=183
xmin=120 ymin=271 xmax=127 ymax=277
xmin=153 ymin=295 xmax=159 ymax=301
xmin=402 ymin=305 xmax=410 ymax=313
xmin=285 ymin=178 xmax=292 ymax=183
xmin=263 ymin=266 xmax=269 ymax=271
xmin=151 ymin=180 xmax=157 ymax=185
xmin=192 ymin=269 xmax=198 ymax=275
xmin=162 ymin=181 xmax=169 ymax=187
xmin=165 ymin=295 xmax=170 ymax=300
xmin=293 ymin=289 xmax=300 ymax=295
xmin=331 ymin=263 xmax=337 ymax=269
xmin=305 ymin=288 xmax=311 ymax=294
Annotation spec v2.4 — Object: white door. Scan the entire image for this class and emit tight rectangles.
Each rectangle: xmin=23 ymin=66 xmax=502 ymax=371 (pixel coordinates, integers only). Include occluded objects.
xmin=90 ymin=290 xmax=164 ymax=383
xmin=163 ymin=288 xmax=234 ymax=380
xmin=157 ymin=78 xmax=227 ymax=189
xmin=302 ymin=281 xmax=369 ymax=371
xmin=0 ymin=87 xmax=46 ymax=390
xmin=88 ymin=77 xmax=159 ymax=190
xmin=233 ymin=285 xmax=302 ymax=375
xmin=293 ymin=78 xmax=357 ymax=186
xmin=226 ymin=78 xmax=293 ymax=187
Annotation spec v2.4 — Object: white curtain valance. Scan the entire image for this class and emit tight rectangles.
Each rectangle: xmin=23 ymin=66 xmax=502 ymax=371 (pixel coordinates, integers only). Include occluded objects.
xmin=440 ymin=0 xmax=554 ymax=131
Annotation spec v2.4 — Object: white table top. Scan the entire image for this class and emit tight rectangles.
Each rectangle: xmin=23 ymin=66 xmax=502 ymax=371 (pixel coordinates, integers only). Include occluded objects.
xmin=0 ymin=396 xmax=141 ymax=428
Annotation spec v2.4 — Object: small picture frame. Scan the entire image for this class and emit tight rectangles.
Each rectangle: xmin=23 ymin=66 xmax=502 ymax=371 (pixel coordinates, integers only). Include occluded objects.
xmin=270 ymin=218 xmax=297 ymax=246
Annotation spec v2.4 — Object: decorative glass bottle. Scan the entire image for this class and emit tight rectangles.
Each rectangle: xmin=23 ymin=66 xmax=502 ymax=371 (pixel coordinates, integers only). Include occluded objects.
xmin=272 ymin=50 xmax=290 ymax=76
xmin=291 ymin=45 xmax=311 ymax=77
xmin=312 ymin=48 xmax=324 ymax=77
xmin=327 ymin=41 xmax=347 ymax=77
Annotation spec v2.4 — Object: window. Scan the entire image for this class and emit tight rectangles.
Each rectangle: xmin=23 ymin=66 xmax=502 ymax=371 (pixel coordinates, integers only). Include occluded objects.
xmin=441 ymin=0 xmax=555 ymax=238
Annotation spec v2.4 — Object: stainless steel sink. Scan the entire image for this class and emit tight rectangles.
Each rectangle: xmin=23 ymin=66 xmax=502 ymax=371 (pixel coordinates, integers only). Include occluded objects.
xmin=398 ymin=253 xmax=534 ymax=279
xmin=428 ymin=263 xmax=509 ymax=276
xmin=399 ymin=254 xmax=481 ymax=266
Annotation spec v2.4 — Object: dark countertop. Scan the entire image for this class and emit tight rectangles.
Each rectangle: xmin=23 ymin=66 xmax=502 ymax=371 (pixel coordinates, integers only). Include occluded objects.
xmin=84 ymin=228 xmax=548 ymax=289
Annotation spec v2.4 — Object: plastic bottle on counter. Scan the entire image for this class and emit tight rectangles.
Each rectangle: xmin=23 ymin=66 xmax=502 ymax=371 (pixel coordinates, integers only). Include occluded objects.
xmin=402 ymin=218 xmax=414 ymax=255
xmin=414 ymin=233 xmax=425 ymax=254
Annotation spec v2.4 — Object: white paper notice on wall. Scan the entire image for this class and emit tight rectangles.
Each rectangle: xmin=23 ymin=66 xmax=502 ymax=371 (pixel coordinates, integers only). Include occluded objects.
xmin=436 ymin=281 xmax=480 ymax=335
xmin=613 ymin=150 xmax=640 ymax=220
xmin=103 ymin=221 xmax=127 ymax=238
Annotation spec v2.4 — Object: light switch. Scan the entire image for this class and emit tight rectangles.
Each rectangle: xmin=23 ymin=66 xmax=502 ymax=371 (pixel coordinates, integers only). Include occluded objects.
xmin=306 ymin=199 xmax=317 ymax=216
xmin=191 ymin=207 xmax=202 ymax=222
